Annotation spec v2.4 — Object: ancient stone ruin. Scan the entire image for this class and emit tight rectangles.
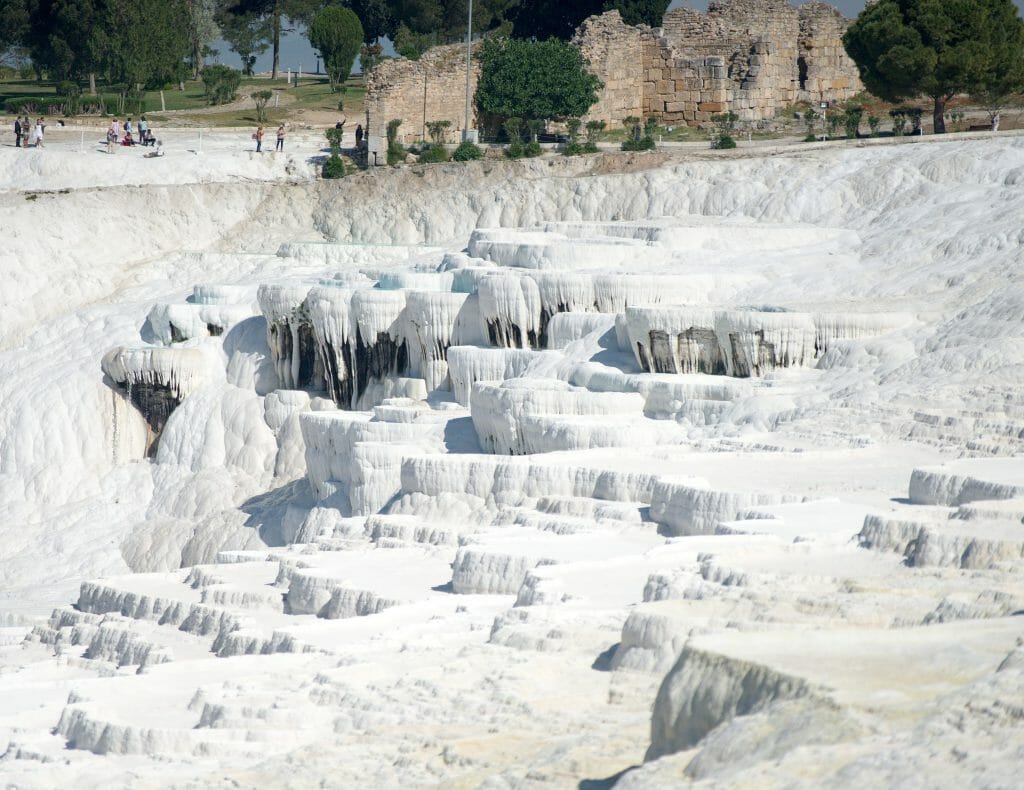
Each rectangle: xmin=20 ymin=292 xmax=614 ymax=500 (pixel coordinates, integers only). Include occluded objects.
xmin=366 ymin=0 xmax=862 ymax=141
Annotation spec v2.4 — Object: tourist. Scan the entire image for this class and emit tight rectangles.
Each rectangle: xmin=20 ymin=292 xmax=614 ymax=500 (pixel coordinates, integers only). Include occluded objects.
xmin=355 ymin=124 xmax=363 ymax=148
xmin=106 ymin=124 xmax=116 ymax=154
xmin=275 ymin=124 xmax=285 ymax=152
xmin=139 ymin=116 xmax=149 ymax=144
xmin=111 ymin=118 xmax=121 ymax=144
xmin=255 ymin=125 xmax=264 ymax=152
xmin=992 ymin=113 xmax=1000 ymax=132
xmin=23 ymin=117 xmax=31 ymax=147
xmin=125 ymin=117 xmax=133 ymax=139
xmin=33 ymin=118 xmax=44 ymax=148
xmin=121 ymin=130 xmax=134 ymax=146
xmin=14 ymin=116 xmax=21 ymax=147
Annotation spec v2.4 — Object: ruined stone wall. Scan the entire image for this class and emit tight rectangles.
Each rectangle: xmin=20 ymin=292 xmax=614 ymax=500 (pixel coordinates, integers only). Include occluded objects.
xmin=365 ymin=44 xmax=480 ymax=144
xmin=797 ymin=2 xmax=862 ymax=103
xmin=364 ymin=1 xmax=863 ymax=137
xmin=572 ymin=12 xmax=645 ymax=125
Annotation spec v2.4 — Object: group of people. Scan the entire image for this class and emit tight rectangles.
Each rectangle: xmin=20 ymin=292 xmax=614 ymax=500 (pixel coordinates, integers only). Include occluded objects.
xmin=106 ymin=116 xmax=156 ymax=152
xmin=13 ymin=117 xmax=45 ymax=148
xmin=253 ymin=124 xmax=287 ymax=153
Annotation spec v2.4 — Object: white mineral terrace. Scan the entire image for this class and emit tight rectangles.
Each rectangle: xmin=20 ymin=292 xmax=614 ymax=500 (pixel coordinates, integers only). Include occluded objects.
xmin=1 ymin=132 xmax=1024 ymax=787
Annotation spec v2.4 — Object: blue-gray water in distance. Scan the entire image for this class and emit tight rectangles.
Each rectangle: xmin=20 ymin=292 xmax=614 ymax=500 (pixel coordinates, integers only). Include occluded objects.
xmin=212 ymin=0 xmax=1024 ymax=75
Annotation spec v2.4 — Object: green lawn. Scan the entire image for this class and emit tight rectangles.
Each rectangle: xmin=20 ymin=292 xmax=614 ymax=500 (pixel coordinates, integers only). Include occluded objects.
xmin=2 ymin=74 xmax=366 ymax=125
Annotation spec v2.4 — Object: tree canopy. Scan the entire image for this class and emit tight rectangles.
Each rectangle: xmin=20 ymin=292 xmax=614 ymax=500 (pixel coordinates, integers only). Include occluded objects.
xmin=843 ymin=0 xmax=1024 ymax=133
xmin=476 ymin=36 xmax=602 ymax=122
xmin=308 ymin=4 xmax=363 ymax=90
xmin=509 ymin=0 xmax=669 ymax=41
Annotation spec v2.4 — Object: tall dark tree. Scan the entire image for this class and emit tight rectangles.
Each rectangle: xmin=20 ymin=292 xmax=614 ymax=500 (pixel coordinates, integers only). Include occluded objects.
xmin=346 ymin=0 xmax=395 ymax=43
xmin=844 ymin=0 xmax=1024 ymax=133
xmin=23 ymin=0 xmax=105 ymax=89
xmin=0 ymin=0 xmax=30 ymax=53
xmin=218 ymin=10 xmax=272 ymax=75
xmin=476 ymin=36 xmax=601 ymax=121
xmin=604 ymin=0 xmax=667 ymax=28
xmin=308 ymin=4 xmax=363 ymax=90
xmin=224 ymin=0 xmax=319 ymax=79
xmin=95 ymin=0 xmax=190 ymax=88
xmin=509 ymin=0 xmax=666 ymax=41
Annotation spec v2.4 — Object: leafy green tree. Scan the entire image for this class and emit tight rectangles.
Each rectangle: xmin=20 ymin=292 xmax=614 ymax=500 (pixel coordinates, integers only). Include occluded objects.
xmin=843 ymin=0 xmax=1024 ymax=134
xmin=224 ymin=0 xmax=319 ymax=80
xmin=509 ymin=0 xmax=668 ymax=41
xmin=476 ymin=37 xmax=602 ymax=125
xmin=604 ymin=0 xmax=667 ymax=28
xmin=347 ymin=0 xmax=395 ymax=43
xmin=185 ymin=0 xmax=219 ymax=79
xmin=0 ymin=0 xmax=30 ymax=53
xmin=96 ymin=0 xmax=190 ymax=89
xmin=309 ymin=5 xmax=363 ymax=91
xmin=218 ymin=11 xmax=271 ymax=76
xmin=202 ymin=63 xmax=242 ymax=103
xmin=23 ymin=0 xmax=105 ymax=89
xmin=252 ymin=88 xmax=272 ymax=121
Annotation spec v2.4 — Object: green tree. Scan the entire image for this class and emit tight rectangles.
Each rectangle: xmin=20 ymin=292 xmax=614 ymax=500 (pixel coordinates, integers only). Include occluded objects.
xmin=476 ymin=36 xmax=602 ymax=125
xmin=347 ymin=0 xmax=395 ymax=43
xmin=202 ymin=63 xmax=242 ymax=103
xmin=224 ymin=0 xmax=319 ymax=80
xmin=96 ymin=0 xmax=190 ymax=89
xmin=509 ymin=0 xmax=668 ymax=41
xmin=185 ymin=0 xmax=219 ymax=79
xmin=252 ymin=88 xmax=272 ymax=121
xmin=309 ymin=5 xmax=363 ymax=92
xmin=218 ymin=11 xmax=271 ymax=76
xmin=843 ymin=0 xmax=1024 ymax=134
xmin=0 ymin=0 xmax=30 ymax=53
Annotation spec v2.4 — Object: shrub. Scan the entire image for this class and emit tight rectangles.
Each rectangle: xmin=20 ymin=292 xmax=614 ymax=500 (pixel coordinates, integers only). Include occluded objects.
xmin=425 ymin=120 xmax=451 ymax=145
xmin=57 ymin=81 xmax=81 ymax=115
xmin=585 ymin=119 xmax=605 ymax=145
xmin=621 ymin=136 xmax=655 ymax=151
xmin=386 ymin=118 xmax=406 ymax=165
xmin=452 ymin=141 xmax=483 ymax=161
xmin=843 ymin=104 xmax=863 ymax=138
xmin=713 ymin=133 xmax=737 ymax=149
xmin=563 ymin=141 xmax=585 ymax=155
xmin=867 ymin=115 xmax=881 ymax=136
xmin=890 ymin=108 xmax=908 ymax=136
xmin=202 ymin=65 xmax=241 ymax=106
xmin=252 ymin=90 xmax=272 ymax=123
xmin=826 ymin=113 xmax=843 ymax=138
xmin=418 ymin=144 xmax=449 ymax=163
xmin=505 ymin=140 xmax=525 ymax=158
xmin=325 ymin=127 xmax=344 ymax=149
xmin=322 ymin=153 xmax=346 ymax=178
xmin=804 ymin=132 xmax=817 ymax=142
xmin=525 ymin=140 xmax=543 ymax=157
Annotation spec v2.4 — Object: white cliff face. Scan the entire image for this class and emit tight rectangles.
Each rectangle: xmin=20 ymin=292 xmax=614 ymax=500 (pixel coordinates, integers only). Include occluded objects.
xmin=3 ymin=132 xmax=1024 ymax=788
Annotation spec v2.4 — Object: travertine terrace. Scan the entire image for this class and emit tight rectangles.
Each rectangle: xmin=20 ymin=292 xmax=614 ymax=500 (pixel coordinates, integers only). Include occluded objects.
xmin=1 ymin=129 xmax=1023 ymax=787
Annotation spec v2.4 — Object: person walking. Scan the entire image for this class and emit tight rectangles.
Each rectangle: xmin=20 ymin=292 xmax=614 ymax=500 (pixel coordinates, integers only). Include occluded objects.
xmin=138 ymin=116 xmax=148 ymax=144
xmin=355 ymin=124 xmax=363 ymax=148
xmin=14 ymin=116 xmax=21 ymax=147
xmin=106 ymin=123 xmax=116 ymax=154
xmin=111 ymin=118 xmax=121 ymax=144
xmin=255 ymin=125 xmax=264 ymax=152
xmin=22 ymin=116 xmax=32 ymax=148
xmin=275 ymin=124 xmax=285 ymax=152
xmin=33 ymin=118 xmax=44 ymax=148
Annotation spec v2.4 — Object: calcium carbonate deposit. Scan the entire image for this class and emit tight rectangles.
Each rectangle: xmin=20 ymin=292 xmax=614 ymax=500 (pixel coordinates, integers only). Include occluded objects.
xmin=1 ymin=128 xmax=1023 ymax=788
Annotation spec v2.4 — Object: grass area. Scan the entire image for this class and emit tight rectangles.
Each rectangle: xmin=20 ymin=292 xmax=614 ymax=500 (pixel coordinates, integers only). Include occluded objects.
xmin=1 ymin=74 xmax=366 ymax=125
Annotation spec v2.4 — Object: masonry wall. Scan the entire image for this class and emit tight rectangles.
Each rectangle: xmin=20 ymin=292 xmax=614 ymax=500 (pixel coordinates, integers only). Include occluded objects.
xmin=365 ymin=1 xmax=863 ymax=137
xmin=365 ymin=44 xmax=480 ymax=145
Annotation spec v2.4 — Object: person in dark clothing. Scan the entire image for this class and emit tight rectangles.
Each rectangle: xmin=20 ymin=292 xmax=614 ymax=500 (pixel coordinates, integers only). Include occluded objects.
xmin=14 ymin=117 xmax=21 ymax=147
xmin=355 ymin=124 xmax=363 ymax=147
